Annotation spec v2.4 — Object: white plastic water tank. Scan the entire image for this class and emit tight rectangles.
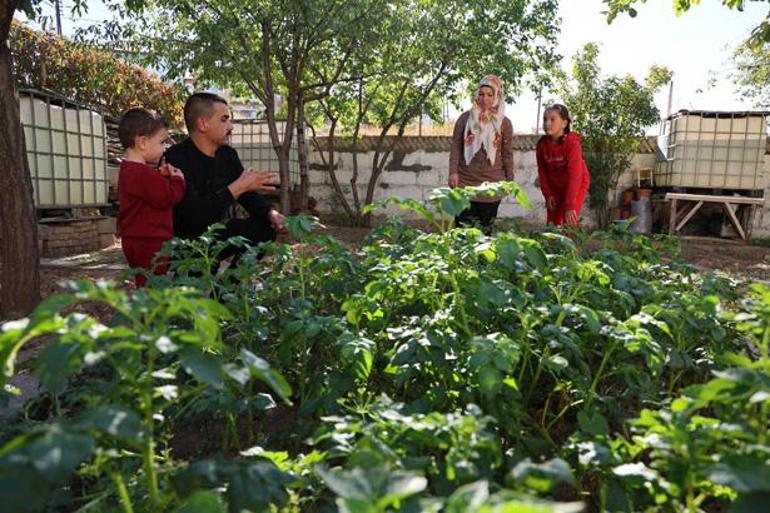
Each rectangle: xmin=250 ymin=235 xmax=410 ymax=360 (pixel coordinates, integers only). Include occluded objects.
xmin=655 ymin=110 xmax=767 ymax=190
xmin=19 ymin=90 xmax=108 ymax=208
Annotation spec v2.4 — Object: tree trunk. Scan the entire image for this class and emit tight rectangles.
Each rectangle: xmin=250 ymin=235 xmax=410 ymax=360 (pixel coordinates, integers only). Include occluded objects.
xmin=0 ymin=4 xmax=42 ymax=320
xmin=277 ymin=150 xmax=292 ymax=213
xmin=279 ymin=84 xmax=298 ymax=214
xmin=257 ymin=23 xmax=293 ymax=214
xmin=262 ymin=100 xmax=292 ymax=214
xmin=350 ymin=140 xmax=363 ymax=226
xmin=593 ymin=206 xmax=610 ymax=230
xmin=309 ymin=118 xmax=354 ymax=222
xmin=296 ymin=96 xmax=309 ymax=212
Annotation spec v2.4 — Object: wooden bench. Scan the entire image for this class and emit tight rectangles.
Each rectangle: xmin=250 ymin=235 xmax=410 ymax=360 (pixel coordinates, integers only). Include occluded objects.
xmin=666 ymin=192 xmax=765 ymax=241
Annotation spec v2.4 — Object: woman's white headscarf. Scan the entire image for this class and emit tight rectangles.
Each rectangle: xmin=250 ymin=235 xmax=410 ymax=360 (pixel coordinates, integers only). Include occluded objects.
xmin=464 ymin=75 xmax=505 ymax=166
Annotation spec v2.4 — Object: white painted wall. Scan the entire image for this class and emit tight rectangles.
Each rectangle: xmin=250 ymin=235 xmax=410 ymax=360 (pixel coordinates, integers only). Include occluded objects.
xmin=308 ymin=143 xmax=770 ymax=237
xmin=308 ymin=145 xmax=658 ymax=227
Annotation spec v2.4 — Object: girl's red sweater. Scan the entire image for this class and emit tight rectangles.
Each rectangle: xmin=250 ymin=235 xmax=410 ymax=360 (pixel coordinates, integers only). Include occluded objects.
xmin=536 ymin=132 xmax=590 ymax=211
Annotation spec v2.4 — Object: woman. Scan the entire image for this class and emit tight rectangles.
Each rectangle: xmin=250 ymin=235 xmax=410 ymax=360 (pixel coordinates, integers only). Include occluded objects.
xmin=448 ymin=74 xmax=514 ymax=231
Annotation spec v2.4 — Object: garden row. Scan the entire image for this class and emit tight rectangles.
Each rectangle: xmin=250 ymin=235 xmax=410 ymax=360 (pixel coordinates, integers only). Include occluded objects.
xmin=1 ymin=184 xmax=768 ymax=512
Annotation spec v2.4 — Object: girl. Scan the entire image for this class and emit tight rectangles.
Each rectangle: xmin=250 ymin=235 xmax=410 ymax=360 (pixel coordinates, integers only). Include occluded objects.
xmin=448 ymin=75 xmax=514 ymax=231
xmin=536 ymin=104 xmax=590 ymax=227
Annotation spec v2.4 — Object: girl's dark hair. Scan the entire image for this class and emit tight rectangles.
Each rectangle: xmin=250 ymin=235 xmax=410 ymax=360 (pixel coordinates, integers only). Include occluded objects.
xmin=544 ymin=103 xmax=571 ymax=134
xmin=118 ymin=108 xmax=169 ymax=149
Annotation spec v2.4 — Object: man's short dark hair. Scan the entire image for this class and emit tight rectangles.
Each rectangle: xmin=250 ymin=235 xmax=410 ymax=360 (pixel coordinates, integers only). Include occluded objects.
xmin=118 ymin=108 xmax=169 ymax=149
xmin=184 ymin=92 xmax=228 ymax=133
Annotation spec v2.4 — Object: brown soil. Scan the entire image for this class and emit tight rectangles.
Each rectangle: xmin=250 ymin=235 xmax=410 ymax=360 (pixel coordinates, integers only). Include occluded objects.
xmin=679 ymin=237 xmax=770 ymax=282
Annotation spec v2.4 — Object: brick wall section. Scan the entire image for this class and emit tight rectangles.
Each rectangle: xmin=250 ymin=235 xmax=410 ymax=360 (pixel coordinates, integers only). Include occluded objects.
xmin=38 ymin=217 xmax=116 ymax=258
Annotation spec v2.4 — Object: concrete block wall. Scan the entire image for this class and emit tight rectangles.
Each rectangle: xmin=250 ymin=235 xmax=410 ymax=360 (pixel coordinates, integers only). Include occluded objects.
xmin=308 ymin=136 xmax=770 ymax=235
xmin=308 ymin=138 xmax=657 ymax=227
xmin=38 ymin=217 xmax=116 ymax=258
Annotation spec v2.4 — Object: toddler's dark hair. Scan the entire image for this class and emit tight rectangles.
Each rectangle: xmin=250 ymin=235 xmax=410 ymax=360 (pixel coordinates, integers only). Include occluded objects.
xmin=118 ymin=108 xmax=169 ymax=149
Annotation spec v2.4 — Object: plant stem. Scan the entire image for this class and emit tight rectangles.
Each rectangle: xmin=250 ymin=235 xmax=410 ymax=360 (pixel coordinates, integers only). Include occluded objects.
xmin=546 ymin=399 xmax=584 ymax=431
xmin=111 ymin=471 xmax=134 ymax=513
xmin=525 ymin=345 xmax=551 ymax=404
xmin=247 ymin=381 xmax=255 ymax=445
xmin=299 ymin=247 xmax=307 ymax=300
xmin=527 ymin=415 xmax=555 ymax=447
xmin=441 ymin=232 xmax=473 ymax=337
xmin=449 ymin=272 xmax=472 ymax=337
xmin=668 ymin=369 xmax=685 ymax=396
xmin=228 ymin=412 xmax=242 ymax=451
xmin=142 ymin=436 xmax=160 ymax=510
xmin=540 ymin=393 xmax=552 ymax=427
xmin=142 ymin=348 xmax=160 ymax=510
xmin=598 ymin=480 xmax=607 ymax=513
xmin=686 ymin=475 xmax=696 ymax=513
xmin=587 ymin=343 xmax=614 ymax=409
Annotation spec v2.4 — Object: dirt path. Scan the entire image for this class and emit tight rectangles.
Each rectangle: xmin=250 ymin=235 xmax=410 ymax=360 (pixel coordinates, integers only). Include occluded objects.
xmin=679 ymin=237 xmax=770 ymax=283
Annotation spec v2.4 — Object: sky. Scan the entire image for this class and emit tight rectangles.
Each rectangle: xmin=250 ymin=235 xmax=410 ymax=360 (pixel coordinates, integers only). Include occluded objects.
xmin=509 ymin=0 xmax=769 ymax=134
xmin=19 ymin=0 xmax=770 ymax=134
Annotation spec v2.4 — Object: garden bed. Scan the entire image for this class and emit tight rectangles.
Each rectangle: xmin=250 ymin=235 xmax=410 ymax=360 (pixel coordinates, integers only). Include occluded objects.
xmin=3 ymin=184 xmax=769 ymax=512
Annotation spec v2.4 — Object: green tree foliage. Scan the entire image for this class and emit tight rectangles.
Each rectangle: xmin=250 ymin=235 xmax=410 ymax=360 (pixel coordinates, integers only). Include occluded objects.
xmin=81 ymin=0 xmax=386 ymax=212
xmin=733 ymin=41 xmax=770 ymax=109
xmin=308 ymin=0 xmax=560 ymax=226
xmin=558 ymin=43 xmax=670 ymax=228
xmin=81 ymin=0 xmax=559 ymax=218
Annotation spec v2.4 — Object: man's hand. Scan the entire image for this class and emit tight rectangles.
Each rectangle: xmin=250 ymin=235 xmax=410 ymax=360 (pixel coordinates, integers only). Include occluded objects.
xmin=229 ymin=169 xmax=280 ymax=198
xmin=565 ymin=209 xmax=579 ymax=226
xmin=546 ymin=197 xmax=557 ymax=211
xmin=268 ymin=209 xmax=286 ymax=233
xmin=448 ymin=173 xmax=460 ymax=188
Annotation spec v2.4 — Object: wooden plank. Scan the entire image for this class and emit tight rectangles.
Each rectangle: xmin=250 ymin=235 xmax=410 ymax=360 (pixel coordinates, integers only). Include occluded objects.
xmin=665 ymin=192 xmax=765 ymax=205
xmin=675 ymin=201 xmax=704 ymax=233
xmin=746 ymin=205 xmax=758 ymax=240
xmin=740 ymin=204 xmax=751 ymax=238
xmin=674 ymin=201 xmax=693 ymax=227
xmin=722 ymin=201 xmax=747 ymax=240
xmin=668 ymin=198 xmax=677 ymax=235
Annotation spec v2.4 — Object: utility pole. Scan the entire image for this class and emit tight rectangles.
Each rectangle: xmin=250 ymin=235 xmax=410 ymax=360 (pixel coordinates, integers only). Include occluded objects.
xmin=54 ymin=0 xmax=63 ymax=35
xmin=535 ymin=86 xmax=543 ymax=134
xmin=418 ymin=107 xmax=423 ymax=136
